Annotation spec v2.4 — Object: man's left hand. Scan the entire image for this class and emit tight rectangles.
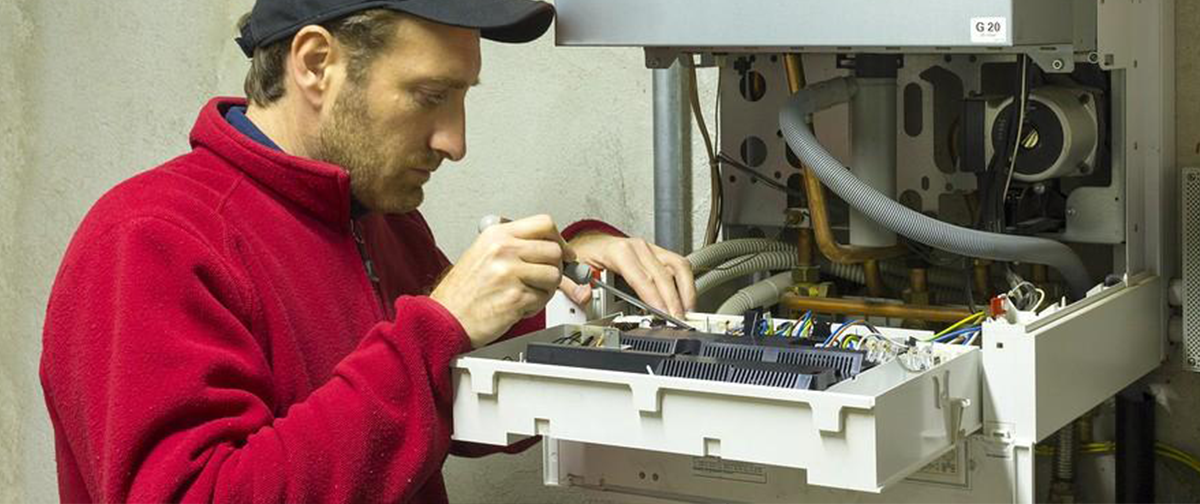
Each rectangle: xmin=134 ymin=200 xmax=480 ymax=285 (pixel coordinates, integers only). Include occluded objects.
xmin=559 ymin=233 xmax=696 ymax=318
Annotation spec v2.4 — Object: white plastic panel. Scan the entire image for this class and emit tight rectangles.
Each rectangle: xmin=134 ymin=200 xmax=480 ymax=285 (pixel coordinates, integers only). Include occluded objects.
xmin=548 ymin=437 xmax=1018 ymax=504
xmin=555 ymin=0 xmax=1084 ymax=49
xmin=452 ymin=321 xmax=982 ymax=493
xmin=982 ymin=275 xmax=1164 ymax=444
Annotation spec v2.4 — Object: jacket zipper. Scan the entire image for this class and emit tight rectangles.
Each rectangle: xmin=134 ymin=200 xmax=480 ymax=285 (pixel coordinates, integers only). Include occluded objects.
xmin=351 ymin=220 xmax=389 ymax=319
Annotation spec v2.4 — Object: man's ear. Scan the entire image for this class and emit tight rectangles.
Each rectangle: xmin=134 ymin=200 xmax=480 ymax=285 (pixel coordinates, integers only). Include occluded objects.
xmin=288 ymin=25 xmax=344 ymax=111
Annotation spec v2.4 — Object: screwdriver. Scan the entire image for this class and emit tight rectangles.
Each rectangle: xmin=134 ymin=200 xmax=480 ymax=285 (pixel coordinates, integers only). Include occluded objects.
xmin=479 ymin=215 xmax=695 ymax=330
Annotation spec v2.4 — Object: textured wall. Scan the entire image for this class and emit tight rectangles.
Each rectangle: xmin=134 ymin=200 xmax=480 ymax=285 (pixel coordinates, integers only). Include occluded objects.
xmin=0 ymin=2 xmax=1196 ymax=504
xmin=0 ymin=1 xmax=34 ymax=501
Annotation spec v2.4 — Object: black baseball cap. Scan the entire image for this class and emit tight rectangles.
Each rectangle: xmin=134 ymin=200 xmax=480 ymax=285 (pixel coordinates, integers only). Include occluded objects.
xmin=236 ymin=0 xmax=556 ymax=57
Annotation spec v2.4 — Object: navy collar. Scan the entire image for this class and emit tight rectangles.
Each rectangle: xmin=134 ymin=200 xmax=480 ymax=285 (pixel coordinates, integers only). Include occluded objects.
xmin=224 ymin=106 xmax=282 ymax=151
xmin=224 ymin=104 xmax=368 ymax=219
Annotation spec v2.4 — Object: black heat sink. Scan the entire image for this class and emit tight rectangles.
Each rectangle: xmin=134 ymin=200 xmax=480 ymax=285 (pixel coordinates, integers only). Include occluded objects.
xmin=619 ymin=329 xmax=868 ymax=380
xmin=655 ymin=356 xmax=836 ymax=390
xmin=526 ymin=342 xmax=842 ymax=390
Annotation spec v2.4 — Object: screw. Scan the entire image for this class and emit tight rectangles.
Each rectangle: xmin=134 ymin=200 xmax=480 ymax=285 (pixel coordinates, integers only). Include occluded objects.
xmin=1052 ymin=59 xmax=1065 ymax=71
xmin=1078 ymin=163 xmax=1092 ymax=175
xmin=1189 ymin=173 xmax=1197 ymax=182
xmin=1033 ymin=183 xmax=1048 ymax=195
xmin=1088 ymin=52 xmax=1100 ymax=63
xmin=1190 ymin=357 xmax=1197 ymax=366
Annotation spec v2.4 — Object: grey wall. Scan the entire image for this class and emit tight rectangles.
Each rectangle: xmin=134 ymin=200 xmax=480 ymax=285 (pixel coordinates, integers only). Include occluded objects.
xmin=0 ymin=1 xmax=1197 ymax=503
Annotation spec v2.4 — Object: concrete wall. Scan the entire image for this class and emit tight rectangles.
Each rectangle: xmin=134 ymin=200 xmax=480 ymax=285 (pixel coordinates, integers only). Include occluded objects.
xmin=0 ymin=2 xmax=1196 ymax=504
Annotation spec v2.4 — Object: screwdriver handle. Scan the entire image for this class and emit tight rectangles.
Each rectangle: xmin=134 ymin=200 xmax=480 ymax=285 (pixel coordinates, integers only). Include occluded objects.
xmin=563 ymin=262 xmax=595 ymax=285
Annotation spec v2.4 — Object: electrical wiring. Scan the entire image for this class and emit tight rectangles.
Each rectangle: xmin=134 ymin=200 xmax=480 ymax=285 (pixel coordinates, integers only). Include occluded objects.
xmin=928 ymin=311 xmax=986 ymax=341
xmin=1001 ymin=55 xmax=1031 ymax=208
xmin=1034 ymin=441 xmax=1200 ymax=478
xmin=976 ymin=54 xmax=1032 ymax=232
xmin=687 ymin=56 xmax=723 ymax=246
xmin=1007 ymin=281 xmax=1047 ymax=312
xmin=792 ymin=311 xmax=813 ymax=338
xmin=825 ymin=320 xmax=878 ymax=347
xmin=825 ymin=320 xmax=863 ymax=347
xmin=553 ymin=332 xmax=585 ymax=346
xmin=716 ymin=153 xmax=808 ymax=199
xmin=934 ymin=326 xmax=981 ymax=343
xmin=1157 ymin=442 xmax=1200 ymax=476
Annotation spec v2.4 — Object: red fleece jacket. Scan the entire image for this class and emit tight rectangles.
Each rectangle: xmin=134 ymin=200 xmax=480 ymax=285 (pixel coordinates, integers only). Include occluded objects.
xmin=40 ymin=97 xmax=623 ymax=503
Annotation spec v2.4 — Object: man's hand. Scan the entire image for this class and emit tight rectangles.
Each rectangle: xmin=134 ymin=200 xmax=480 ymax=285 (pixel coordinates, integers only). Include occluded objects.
xmin=561 ymin=233 xmax=696 ymax=319
xmin=432 ymin=215 xmax=574 ymax=348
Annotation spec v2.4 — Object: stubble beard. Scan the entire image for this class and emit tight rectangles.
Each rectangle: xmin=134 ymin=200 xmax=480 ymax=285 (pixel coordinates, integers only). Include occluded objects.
xmin=313 ymin=81 xmax=439 ymax=214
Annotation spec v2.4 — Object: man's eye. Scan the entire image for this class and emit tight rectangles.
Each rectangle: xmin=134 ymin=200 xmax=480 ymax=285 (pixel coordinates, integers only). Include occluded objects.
xmin=417 ymin=91 xmax=447 ymax=107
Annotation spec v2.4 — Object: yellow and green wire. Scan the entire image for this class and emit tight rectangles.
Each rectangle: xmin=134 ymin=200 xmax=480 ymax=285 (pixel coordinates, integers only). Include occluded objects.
xmin=1035 ymin=441 xmax=1200 ymax=478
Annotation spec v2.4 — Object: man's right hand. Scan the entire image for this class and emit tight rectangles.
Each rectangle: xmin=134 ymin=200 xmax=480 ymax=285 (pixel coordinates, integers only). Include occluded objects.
xmin=431 ymin=215 xmax=574 ymax=348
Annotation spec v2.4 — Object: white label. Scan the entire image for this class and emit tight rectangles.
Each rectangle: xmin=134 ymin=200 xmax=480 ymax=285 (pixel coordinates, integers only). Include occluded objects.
xmin=691 ymin=457 xmax=768 ymax=484
xmin=970 ymin=17 xmax=1008 ymax=44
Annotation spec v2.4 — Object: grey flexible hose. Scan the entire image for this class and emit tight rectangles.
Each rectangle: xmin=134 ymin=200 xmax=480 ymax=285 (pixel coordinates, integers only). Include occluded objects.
xmin=687 ymin=239 xmax=797 ymax=271
xmin=1054 ymin=424 xmax=1076 ymax=482
xmin=716 ymin=272 xmax=795 ymax=314
xmin=696 ymin=251 xmax=798 ymax=295
xmin=779 ymin=77 xmax=1091 ymax=299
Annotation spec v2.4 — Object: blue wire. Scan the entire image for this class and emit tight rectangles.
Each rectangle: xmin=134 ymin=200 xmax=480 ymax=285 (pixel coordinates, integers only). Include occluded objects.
xmin=934 ymin=326 xmax=981 ymax=343
xmin=795 ymin=311 xmax=813 ymax=338
xmin=775 ymin=321 xmax=793 ymax=336
xmin=826 ymin=320 xmax=868 ymax=347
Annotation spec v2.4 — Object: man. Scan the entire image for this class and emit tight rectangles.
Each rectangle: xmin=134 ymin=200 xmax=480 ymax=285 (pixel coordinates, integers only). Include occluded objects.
xmin=39 ymin=0 xmax=695 ymax=502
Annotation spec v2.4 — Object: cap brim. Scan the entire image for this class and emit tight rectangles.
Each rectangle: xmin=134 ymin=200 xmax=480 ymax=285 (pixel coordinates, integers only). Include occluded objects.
xmin=403 ymin=0 xmax=555 ymax=43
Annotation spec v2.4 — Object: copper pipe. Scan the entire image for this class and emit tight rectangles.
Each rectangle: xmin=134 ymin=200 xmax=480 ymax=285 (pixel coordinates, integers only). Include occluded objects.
xmin=779 ymin=293 xmax=972 ymax=323
xmin=974 ymin=260 xmax=992 ymax=298
xmin=783 ymin=53 xmax=907 ymax=265
xmin=910 ymin=268 xmax=929 ymax=293
xmin=1032 ymin=264 xmax=1048 ymax=284
xmin=864 ymin=260 xmax=885 ymax=297
xmin=798 ymin=227 xmax=814 ymax=266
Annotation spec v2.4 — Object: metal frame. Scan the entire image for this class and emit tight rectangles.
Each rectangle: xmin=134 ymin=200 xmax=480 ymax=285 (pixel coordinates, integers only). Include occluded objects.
xmin=524 ymin=0 xmax=1177 ymax=502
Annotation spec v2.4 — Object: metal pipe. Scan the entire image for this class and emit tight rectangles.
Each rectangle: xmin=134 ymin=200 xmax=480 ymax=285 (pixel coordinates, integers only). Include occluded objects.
xmin=779 ymin=293 xmax=973 ymax=323
xmin=798 ymin=227 xmax=814 ymax=267
xmin=654 ymin=59 xmax=691 ymax=254
xmin=1032 ymin=264 xmax=1049 ymax=284
xmin=911 ymin=267 xmax=929 ymax=294
xmin=850 ymin=77 xmax=898 ymax=247
xmin=974 ymin=259 xmax=992 ymax=298
xmin=783 ymin=53 xmax=906 ymax=264
xmin=864 ymin=260 xmax=885 ymax=297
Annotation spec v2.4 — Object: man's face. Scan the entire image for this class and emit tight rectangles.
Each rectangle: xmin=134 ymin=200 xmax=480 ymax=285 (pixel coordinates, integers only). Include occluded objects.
xmin=313 ymin=16 xmax=481 ymax=214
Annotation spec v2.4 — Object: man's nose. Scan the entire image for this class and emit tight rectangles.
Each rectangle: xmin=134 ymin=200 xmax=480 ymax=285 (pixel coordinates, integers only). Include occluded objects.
xmin=430 ymin=115 xmax=466 ymax=162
